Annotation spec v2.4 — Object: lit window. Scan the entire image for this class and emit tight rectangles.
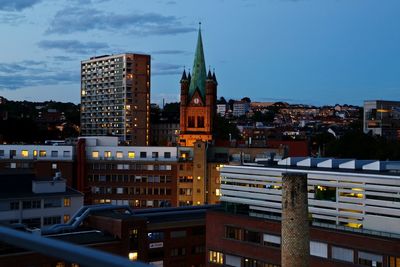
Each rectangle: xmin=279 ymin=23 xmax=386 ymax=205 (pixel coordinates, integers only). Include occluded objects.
xmin=128 ymin=152 xmax=135 ymax=159
xmin=64 ymin=197 xmax=71 ymax=207
xmin=39 ymin=150 xmax=47 ymax=157
xmin=92 ymin=151 xmax=99 ymax=158
xmin=55 ymin=262 xmax=65 ymax=267
xmin=216 ymin=189 xmax=221 ymax=196
xmin=116 ymin=151 xmax=123 ymax=158
xmin=52 ymin=163 xmax=57 ymax=170
xmin=128 ymin=252 xmax=138 ymax=261
xmin=209 ymin=250 xmax=224 ymax=264
xmin=21 ymin=150 xmax=29 ymax=157
xmin=64 ymin=215 xmax=70 ymax=223
xmin=33 ymin=150 xmax=38 ymax=157
xmin=104 ymin=151 xmax=112 ymax=158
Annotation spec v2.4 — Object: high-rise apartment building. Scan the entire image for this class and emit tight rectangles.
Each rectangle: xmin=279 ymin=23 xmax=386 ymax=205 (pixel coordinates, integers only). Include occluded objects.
xmin=80 ymin=53 xmax=151 ymax=145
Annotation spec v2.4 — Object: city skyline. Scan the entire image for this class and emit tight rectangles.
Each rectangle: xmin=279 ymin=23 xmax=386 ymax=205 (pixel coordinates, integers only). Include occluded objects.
xmin=0 ymin=0 xmax=399 ymax=106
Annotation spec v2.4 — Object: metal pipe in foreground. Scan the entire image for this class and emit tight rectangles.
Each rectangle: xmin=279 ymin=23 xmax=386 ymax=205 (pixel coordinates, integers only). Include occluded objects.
xmin=0 ymin=226 xmax=149 ymax=267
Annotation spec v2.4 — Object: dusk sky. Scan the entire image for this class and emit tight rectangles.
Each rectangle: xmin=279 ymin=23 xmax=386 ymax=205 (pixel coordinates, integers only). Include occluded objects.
xmin=0 ymin=0 xmax=399 ymax=106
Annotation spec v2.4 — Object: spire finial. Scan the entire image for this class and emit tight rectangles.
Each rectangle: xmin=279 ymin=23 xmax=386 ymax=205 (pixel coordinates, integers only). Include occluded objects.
xmin=199 ymin=22 xmax=201 ymax=30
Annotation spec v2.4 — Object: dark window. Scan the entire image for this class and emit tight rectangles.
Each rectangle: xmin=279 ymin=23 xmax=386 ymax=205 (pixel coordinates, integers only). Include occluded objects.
xmin=171 ymin=230 xmax=186 ymax=238
xmin=315 ymin=186 xmax=336 ymax=202
xmin=170 ymin=248 xmax=186 ymax=257
xmin=244 ymin=230 xmax=261 ymax=244
xmin=225 ymin=226 xmax=242 ymax=240
xmin=188 ymin=116 xmax=195 ymax=127
xmin=140 ymin=152 xmax=147 ymax=158
xmin=197 ymin=116 xmax=204 ymax=128
xmin=23 ymin=200 xmax=41 ymax=209
xmin=192 ymin=245 xmax=205 ymax=254
xmin=10 ymin=202 xmax=19 ymax=210
xmin=43 ymin=216 xmax=61 ymax=225
xmin=164 ymin=152 xmax=171 ymax=158
xmin=192 ymin=227 xmax=205 ymax=236
xmin=152 ymin=152 xmax=159 ymax=158
xmin=44 ymin=198 xmax=61 ymax=208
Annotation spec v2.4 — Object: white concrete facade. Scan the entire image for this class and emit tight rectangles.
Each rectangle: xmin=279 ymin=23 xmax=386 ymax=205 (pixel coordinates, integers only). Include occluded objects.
xmin=0 ymin=179 xmax=83 ymax=228
xmin=220 ymin=157 xmax=400 ymax=235
xmin=0 ymin=145 xmax=74 ymax=161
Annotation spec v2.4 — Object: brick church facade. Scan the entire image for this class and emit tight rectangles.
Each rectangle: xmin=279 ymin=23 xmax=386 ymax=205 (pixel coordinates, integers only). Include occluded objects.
xmin=179 ymin=26 xmax=218 ymax=147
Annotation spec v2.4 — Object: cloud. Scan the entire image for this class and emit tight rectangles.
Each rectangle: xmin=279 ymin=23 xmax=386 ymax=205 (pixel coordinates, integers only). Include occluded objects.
xmin=0 ymin=0 xmax=42 ymax=11
xmin=152 ymin=50 xmax=188 ymax=55
xmin=51 ymin=56 xmax=77 ymax=61
xmin=37 ymin=40 xmax=109 ymax=54
xmin=0 ymin=60 xmax=46 ymax=74
xmin=153 ymin=63 xmax=182 ymax=76
xmin=0 ymin=12 xmax=25 ymax=24
xmin=46 ymin=7 xmax=196 ymax=36
xmin=0 ymin=60 xmax=78 ymax=90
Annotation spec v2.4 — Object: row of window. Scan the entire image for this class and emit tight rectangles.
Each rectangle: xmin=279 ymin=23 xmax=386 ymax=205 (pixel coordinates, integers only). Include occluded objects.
xmin=91 ymin=186 xmax=172 ymax=196
xmin=88 ymin=174 xmax=173 ymax=183
xmin=187 ymin=116 xmax=205 ymax=128
xmin=224 ymin=226 xmax=386 ymax=267
xmin=210 ymin=251 xmax=280 ymax=267
xmin=93 ymin=199 xmax=171 ymax=208
xmin=91 ymin=151 xmax=172 ymax=159
xmin=147 ymin=228 xmax=204 ymax=242
xmin=90 ymin=163 xmax=173 ymax=171
xmin=0 ymin=149 xmax=71 ymax=158
xmin=225 ymin=226 xmax=281 ymax=247
xmin=4 ymin=198 xmax=71 ymax=211
xmin=6 ymin=162 xmax=58 ymax=170
xmin=12 ymin=215 xmax=70 ymax=228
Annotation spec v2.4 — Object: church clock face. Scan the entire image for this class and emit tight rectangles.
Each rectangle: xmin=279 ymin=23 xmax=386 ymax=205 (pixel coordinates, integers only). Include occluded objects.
xmin=194 ymin=97 xmax=200 ymax=104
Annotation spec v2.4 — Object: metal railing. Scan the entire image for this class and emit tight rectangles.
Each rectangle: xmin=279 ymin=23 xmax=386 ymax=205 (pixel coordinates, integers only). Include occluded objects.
xmin=0 ymin=226 xmax=150 ymax=267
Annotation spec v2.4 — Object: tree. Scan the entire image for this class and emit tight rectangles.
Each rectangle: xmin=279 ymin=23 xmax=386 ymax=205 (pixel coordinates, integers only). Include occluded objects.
xmin=217 ymin=97 xmax=227 ymax=104
xmin=241 ymin=97 xmax=251 ymax=103
xmin=214 ymin=115 xmax=241 ymax=141
xmin=163 ymin=102 xmax=180 ymax=113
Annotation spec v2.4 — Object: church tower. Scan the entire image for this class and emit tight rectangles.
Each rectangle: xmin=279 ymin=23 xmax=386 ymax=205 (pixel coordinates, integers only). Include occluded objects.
xmin=179 ymin=25 xmax=217 ymax=147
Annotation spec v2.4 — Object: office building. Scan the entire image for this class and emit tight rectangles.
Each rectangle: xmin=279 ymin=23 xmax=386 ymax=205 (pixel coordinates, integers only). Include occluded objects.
xmin=232 ymin=101 xmax=250 ymax=117
xmin=0 ymin=204 xmax=213 ymax=267
xmin=0 ymin=144 xmax=75 ymax=187
xmin=76 ymin=136 xmax=179 ymax=208
xmin=0 ymin=136 xmax=283 ymax=210
xmin=216 ymin=103 xmax=227 ymax=117
xmin=74 ymin=136 xmax=282 ymax=208
xmin=0 ymin=173 xmax=83 ymax=228
xmin=151 ymin=121 xmax=179 ymax=146
xmin=179 ymin=27 xmax=217 ymax=147
xmin=363 ymin=100 xmax=400 ymax=140
xmin=206 ymin=157 xmax=400 ymax=266
xmin=80 ymin=53 xmax=151 ymax=145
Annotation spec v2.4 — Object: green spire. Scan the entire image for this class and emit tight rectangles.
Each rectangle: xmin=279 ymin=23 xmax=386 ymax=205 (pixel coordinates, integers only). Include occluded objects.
xmin=188 ymin=23 xmax=207 ymax=99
